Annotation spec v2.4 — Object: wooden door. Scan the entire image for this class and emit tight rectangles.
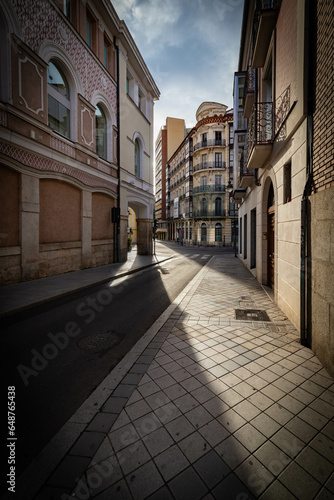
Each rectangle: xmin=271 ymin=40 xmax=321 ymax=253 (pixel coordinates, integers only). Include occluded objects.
xmin=267 ymin=206 xmax=275 ymax=288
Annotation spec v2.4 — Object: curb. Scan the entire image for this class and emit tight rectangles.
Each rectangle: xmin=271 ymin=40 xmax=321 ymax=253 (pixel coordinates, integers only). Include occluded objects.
xmin=0 ymin=255 xmax=176 ymax=319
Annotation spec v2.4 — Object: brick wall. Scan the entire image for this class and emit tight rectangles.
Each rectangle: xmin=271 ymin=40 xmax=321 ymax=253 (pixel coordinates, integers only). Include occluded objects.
xmin=312 ymin=0 xmax=334 ymax=192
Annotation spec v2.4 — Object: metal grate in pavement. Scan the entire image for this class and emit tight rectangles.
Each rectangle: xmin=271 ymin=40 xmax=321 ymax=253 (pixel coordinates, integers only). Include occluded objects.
xmin=235 ymin=309 xmax=271 ymax=322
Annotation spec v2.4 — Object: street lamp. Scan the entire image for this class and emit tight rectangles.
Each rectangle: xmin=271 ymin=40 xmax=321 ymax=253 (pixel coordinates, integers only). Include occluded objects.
xmin=227 ymin=179 xmax=237 ymax=258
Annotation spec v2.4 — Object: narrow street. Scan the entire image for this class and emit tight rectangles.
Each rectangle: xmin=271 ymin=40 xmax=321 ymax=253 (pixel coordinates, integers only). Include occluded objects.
xmin=2 ymin=244 xmax=230 ymax=478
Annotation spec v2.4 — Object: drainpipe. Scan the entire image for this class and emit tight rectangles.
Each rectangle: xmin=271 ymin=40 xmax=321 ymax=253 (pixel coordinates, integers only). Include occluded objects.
xmin=300 ymin=0 xmax=313 ymax=347
xmin=114 ymin=36 xmax=121 ymax=263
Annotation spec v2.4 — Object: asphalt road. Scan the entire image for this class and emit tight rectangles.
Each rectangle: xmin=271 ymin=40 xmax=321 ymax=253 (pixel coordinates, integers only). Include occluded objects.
xmin=2 ymin=244 xmax=233 ymax=479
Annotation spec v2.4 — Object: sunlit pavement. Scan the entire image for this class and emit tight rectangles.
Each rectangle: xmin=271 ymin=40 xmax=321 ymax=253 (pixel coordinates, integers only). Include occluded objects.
xmin=15 ymin=254 xmax=334 ymax=500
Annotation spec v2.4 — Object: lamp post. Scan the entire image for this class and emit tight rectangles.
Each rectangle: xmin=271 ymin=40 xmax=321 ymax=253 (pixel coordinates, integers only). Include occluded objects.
xmin=227 ymin=179 xmax=237 ymax=258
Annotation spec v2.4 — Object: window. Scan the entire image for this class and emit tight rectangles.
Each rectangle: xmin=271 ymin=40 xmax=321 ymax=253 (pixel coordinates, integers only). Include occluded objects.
xmin=104 ymin=37 xmax=111 ymax=70
xmin=126 ymin=69 xmax=134 ymax=100
xmin=215 ymin=197 xmax=222 ymax=216
xmin=134 ymin=138 xmax=141 ymax=177
xmin=201 ymin=154 xmax=207 ymax=168
xmin=284 ymin=161 xmax=292 ymax=203
xmin=244 ymin=214 xmax=247 ymax=259
xmin=215 ymin=223 xmax=222 ymax=242
xmin=86 ymin=10 xmax=97 ymax=51
xmin=251 ymin=208 xmax=256 ymax=268
xmin=201 ymin=223 xmax=207 ymax=242
xmin=202 ymin=133 xmax=207 ymax=146
xmin=201 ymin=176 xmax=207 ymax=189
xmin=201 ymin=198 xmax=207 ymax=216
xmin=215 ymin=131 xmax=222 ymax=145
xmin=215 ymin=153 xmax=222 ymax=167
xmin=47 ymin=60 xmax=70 ymax=138
xmin=95 ymin=105 xmax=107 ymax=159
xmin=239 ymin=217 xmax=242 ymax=255
xmin=215 ymin=175 xmax=222 ymax=189
xmin=86 ymin=17 xmax=92 ymax=48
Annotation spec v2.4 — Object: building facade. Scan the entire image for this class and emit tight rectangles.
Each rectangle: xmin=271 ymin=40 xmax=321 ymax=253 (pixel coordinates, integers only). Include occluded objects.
xmin=167 ymin=102 xmax=234 ymax=246
xmin=0 ymin=0 xmax=159 ymax=284
xmin=234 ymin=0 xmax=334 ymax=377
xmin=154 ymin=117 xmax=185 ymax=240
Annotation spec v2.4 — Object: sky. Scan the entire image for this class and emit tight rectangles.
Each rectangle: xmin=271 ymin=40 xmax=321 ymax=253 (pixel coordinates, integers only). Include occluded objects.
xmin=112 ymin=0 xmax=245 ymax=142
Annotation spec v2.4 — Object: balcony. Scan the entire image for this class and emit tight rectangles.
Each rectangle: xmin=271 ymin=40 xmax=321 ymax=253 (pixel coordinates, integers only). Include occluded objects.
xmin=193 ymin=161 xmax=226 ymax=172
xmin=239 ymin=167 xmax=255 ymax=188
xmin=193 ymin=139 xmax=226 ymax=151
xmin=193 ymin=209 xmax=227 ymax=219
xmin=243 ymin=66 xmax=256 ymax=118
xmin=247 ymin=101 xmax=273 ymax=169
xmin=252 ymin=0 xmax=278 ymax=68
xmin=193 ymin=184 xmax=226 ymax=195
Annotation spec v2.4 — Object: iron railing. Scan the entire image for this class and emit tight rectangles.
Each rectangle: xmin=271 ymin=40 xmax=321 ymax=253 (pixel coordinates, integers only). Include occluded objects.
xmin=193 ymin=139 xmax=226 ymax=151
xmin=193 ymin=209 xmax=227 ymax=218
xmin=193 ymin=184 xmax=226 ymax=195
xmin=274 ymin=85 xmax=290 ymax=137
xmin=252 ymin=0 xmax=277 ymax=52
xmin=243 ymin=65 xmax=256 ymax=107
xmin=193 ymin=161 xmax=226 ymax=172
xmin=247 ymin=101 xmax=273 ymax=162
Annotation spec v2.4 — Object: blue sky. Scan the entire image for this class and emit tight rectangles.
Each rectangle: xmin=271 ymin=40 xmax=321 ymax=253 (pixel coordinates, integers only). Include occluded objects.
xmin=112 ymin=0 xmax=244 ymax=140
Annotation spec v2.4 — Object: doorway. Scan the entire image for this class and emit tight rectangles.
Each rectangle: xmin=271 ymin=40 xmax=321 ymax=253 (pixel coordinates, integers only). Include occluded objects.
xmin=267 ymin=183 xmax=275 ymax=288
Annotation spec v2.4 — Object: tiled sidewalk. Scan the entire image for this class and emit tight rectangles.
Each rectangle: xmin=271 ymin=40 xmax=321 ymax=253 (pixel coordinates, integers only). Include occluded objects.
xmin=27 ymin=255 xmax=334 ymax=499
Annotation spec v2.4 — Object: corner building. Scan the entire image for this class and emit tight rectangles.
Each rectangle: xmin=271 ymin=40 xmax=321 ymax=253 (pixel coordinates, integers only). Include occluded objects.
xmin=0 ymin=0 xmax=159 ymax=284
xmin=167 ymin=102 xmax=233 ymax=246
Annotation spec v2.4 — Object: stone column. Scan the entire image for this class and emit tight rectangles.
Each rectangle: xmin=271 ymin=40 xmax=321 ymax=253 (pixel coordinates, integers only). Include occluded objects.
xmin=137 ymin=218 xmax=152 ymax=255
xmin=81 ymin=191 xmax=92 ymax=268
xmin=21 ymin=174 xmax=39 ymax=280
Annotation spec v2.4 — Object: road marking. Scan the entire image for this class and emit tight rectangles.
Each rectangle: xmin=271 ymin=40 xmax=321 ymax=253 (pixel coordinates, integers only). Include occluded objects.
xmin=201 ymin=255 xmax=210 ymax=259
xmin=189 ymin=254 xmax=200 ymax=259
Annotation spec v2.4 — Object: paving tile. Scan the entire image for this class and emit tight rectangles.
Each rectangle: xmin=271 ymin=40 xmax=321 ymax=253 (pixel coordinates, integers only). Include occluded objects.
xmin=234 ymin=423 xmax=267 ymax=453
xmin=310 ymin=398 xmax=334 ymax=419
xmin=109 ymin=423 xmax=140 ymax=452
xmin=165 ymin=414 xmax=196 ymax=442
xmin=132 ymin=411 xmax=162 ymax=438
xmin=251 ymin=413 xmax=281 ymax=438
xmin=325 ymin=473 xmax=334 ymax=494
xmin=87 ymin=412 xmax=118 ymax=433
xmin=34 ymin=485 xmax=73 ymax=500
xmin=323 ymin=421 xmax=334 ymax=441
xmin=296 ymin=446 xmax=333 ymax=484
xmin=178 ymin=431 xmax=211 ymax=463
xmin=154 ymin=444 xmax=189 ymax=481
xmin=310 ymin=433 xmax=334 ymax=464
xmin=117 ymin=439 xmax=151 ymax=475
xmin=271 ymin=428 xmax=305 ymax=458
xmin=279 ymin=394 xmax=306 ymax=414
xmin=111 ymin=410 xmax=131 ymax=431
xmin=235 ymin=455 xmax=274 ymax=496
xmin=265 ymin=403 xmax=293 ymax=426
xmin=163 ymin=383 xmax=187 ymax=400
xmin=174 ymin=393 xmax=199 ymax=412
xmin=198 ymin=419 xmax=230 ymax=447
xmin=137 ymin=380 xmax=160 ymax=398
xmin=234 ymin=400 xmax=261 ymax=421
xmin=69 ymin=432 xmax=105 ymax=458
xmin=93 ymin=478 xmax=132 ymax=499
xmin=143 ymin=427 xmax=174 ymax=457
xmin=208 ymin=365 xmax=229 ymax=378
xmin=191 ymin=385 xmax=215 ymax=404
xmin=180 ymin=377 xmax=203 ymax=392
xmin=248 ymin=391 xmax=273 ymax=411
xmin=215 ymin=434 xmax=249 ymax=470
xmin=300 ymin=380 xmax=326 ymax=397
xmin=278 ymin=462 xmax=322 ymax=500
xmin=219 ymin=388 xmax=244 ymax=407
xmin=203 ymin=396 xmax=229 ymax=418
xmin=212 ymin=472 xmax=255 ymax=500
xmin=85 ymin=455 xmax=123 ymax=496
xmin=259 ymin=480 xmax=297 ymax=499
xmin=254 ymin=441 xmax=291 ymax=476
xmin=125 ymin=461 xmax=164 ymax=500
xmin=155 ymin=401 xmax=182 ymax=424
xmin=193 ymin=450 xmax=230 ymax=489
xmin=168 ymin=465 xmax=208 ymax=500
xmin=298 ymin=407 xmax=329 ymax=430
xmin=125 ymin=399 xmax=152 ymax=421
xmin=285 ymin=416 xmax=319 ymax=443
xmin=145 ymin=486 xmax=174 ymax=500
xmin=145 ymin=390 xmax=170 ymax=411
xmin=217 ymin=408 xmax=247 ymax=433
xmin=234 ymin=381 xmax=257 ymax=398
xmin=155 ymin=374 xmax=177 ymax=390
xmin=102 ymin=397 xmax=128 ymax=414
xmin=90 ymin=436 xmax=114 ymax=465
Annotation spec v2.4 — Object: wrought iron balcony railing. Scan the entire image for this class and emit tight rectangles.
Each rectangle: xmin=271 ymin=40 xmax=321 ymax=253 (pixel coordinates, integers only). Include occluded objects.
xmin=193 ymin=139 xmax=226 ymax=151
xmin=247 ymin=101 xmax=273 ymax=163
xmin=193 ymin=209 xmax=227 ymax=218
xmin=252 ymin=0 xmax=277 ymax=51
xmin=193 ymin=184 xmax=226 ymax=195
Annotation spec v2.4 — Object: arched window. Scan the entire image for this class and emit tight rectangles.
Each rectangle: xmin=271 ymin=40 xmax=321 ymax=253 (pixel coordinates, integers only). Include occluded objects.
xmin=201 ymin=223 xmax=207 ymax=242
xmin=135 ymin=138 xmax=141 ymax=177
xmin=215 ymin=197 xmax=222 ymax=216
xmin=95 ymin=105 xmax=107 ymax=159
xmin=47 ymin=60 xmax=70 ymax=138
xmin=200 ymin=198 xmax=207 ymax=216
xmin=215 ymin=223 xmax=222 ymax=242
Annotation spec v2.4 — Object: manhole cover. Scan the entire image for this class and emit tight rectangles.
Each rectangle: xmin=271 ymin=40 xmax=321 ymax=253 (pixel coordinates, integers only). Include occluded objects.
xmin=235 ymin=309 xmax=271 ymax=322
xmin=77 ymin=331 xmax=120 ymax=353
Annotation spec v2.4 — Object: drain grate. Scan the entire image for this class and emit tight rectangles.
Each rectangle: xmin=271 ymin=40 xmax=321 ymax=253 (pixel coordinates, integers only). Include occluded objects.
xmin=235 ymin=309 xmax=271 ymax=322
